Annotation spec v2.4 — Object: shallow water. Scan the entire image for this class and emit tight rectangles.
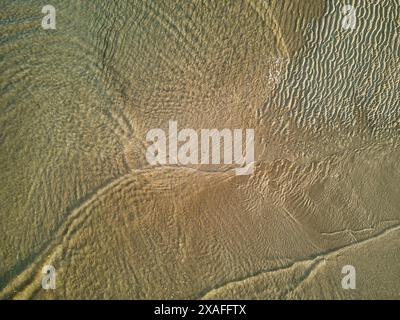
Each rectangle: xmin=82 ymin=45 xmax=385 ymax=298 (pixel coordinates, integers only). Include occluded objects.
xmin=1 ymin=0 xmax=399 ymax=299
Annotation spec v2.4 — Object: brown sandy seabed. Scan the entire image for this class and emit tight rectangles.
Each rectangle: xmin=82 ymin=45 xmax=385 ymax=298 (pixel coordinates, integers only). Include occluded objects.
xmin=0 ymin=0 xmax=399 ymax=299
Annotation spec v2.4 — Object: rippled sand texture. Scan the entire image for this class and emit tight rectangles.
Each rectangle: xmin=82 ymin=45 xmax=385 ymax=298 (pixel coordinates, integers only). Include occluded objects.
xmin=1 ymin=0 xmax=399 ymax=299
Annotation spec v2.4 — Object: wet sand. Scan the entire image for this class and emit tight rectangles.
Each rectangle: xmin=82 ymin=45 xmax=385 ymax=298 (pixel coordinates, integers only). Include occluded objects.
xmin=0 ymin=0 xmax=399 ymax=299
